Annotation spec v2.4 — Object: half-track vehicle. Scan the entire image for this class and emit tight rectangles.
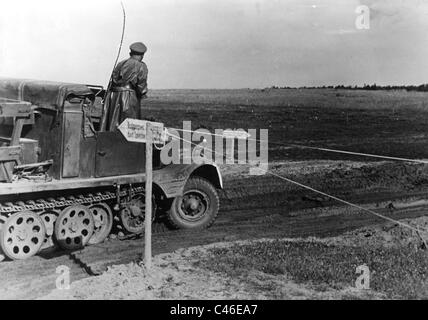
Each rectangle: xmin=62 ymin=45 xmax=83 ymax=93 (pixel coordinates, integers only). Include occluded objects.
xmin=0 ymin=78 xmax=222 ymax=260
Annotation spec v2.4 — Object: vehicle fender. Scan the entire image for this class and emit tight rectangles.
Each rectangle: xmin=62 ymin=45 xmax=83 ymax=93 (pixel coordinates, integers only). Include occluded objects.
xmin=153 ymin=163 xmax=223 ymax=198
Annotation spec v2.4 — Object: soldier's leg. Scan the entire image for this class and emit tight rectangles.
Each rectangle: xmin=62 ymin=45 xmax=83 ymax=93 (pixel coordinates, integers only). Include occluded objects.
xmin=107 ymin=93 xmax=122 ymax=131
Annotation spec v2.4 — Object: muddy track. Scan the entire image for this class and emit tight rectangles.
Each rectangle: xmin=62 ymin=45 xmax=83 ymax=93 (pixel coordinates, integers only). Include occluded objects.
xmin=0 ymin=184 xmax=427 ymax=299
xmin=4 ymin=89 xmax=428 ymax=299
xmin=2 ymin=161 xmax=428 ymax=299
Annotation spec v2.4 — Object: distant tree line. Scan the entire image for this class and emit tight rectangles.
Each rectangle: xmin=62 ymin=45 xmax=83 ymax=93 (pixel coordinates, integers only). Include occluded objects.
xmin=265 ymin=84 xmax=428 ymax=92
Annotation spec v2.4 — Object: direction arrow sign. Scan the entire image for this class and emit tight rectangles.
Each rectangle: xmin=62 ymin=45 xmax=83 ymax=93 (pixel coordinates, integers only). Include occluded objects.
xmin=118 ymin=118 xmax=166 ymax=144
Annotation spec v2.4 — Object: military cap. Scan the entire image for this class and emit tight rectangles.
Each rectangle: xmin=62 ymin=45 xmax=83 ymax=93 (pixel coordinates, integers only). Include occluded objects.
xmin=130 ymin=42 xmax=147 ymax=54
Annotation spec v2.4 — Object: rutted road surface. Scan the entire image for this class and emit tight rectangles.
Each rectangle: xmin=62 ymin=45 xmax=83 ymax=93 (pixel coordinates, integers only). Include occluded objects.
xmin=1 ymin=161 xmax=428 ymax=299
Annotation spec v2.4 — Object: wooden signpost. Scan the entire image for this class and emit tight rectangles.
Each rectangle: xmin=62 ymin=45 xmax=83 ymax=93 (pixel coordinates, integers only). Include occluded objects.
xmin=144 ymin=123 xmax=153 ymax=269
xmin=118 ymin=119 xmax=165 ymax=269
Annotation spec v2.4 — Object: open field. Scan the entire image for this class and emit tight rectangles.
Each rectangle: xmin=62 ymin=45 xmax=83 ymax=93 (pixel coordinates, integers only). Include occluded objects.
xmin=147 ymin=89 xmax=428 ymax=161
xmin=2 ymin=88 xmax=428 ymax=299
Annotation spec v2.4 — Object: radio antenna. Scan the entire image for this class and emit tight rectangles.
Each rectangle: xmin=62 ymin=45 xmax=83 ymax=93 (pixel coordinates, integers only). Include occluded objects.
xmin=113 ymin=1 xmax=126 ymax=72
xmin=100 ymin=1 xmax=126 ymax=131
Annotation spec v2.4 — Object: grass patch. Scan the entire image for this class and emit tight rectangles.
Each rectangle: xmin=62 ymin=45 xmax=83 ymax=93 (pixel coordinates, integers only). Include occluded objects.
xmin=194 ymin=240 xmax=428 ymax=299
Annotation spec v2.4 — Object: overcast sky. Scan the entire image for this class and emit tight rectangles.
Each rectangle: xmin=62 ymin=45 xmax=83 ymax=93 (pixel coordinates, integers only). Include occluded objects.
xmin=1 ymin=0 xmax=428 ymax=88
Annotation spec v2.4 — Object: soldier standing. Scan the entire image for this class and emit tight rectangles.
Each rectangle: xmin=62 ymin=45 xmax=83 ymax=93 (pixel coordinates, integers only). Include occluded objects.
xmin=101 ymin=42 xmax=148 ymax=131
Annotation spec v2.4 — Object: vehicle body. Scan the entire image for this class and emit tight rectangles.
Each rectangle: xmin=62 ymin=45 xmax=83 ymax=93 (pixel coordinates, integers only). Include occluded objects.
xmin=0 ymin=78 xmax=223 ymax=260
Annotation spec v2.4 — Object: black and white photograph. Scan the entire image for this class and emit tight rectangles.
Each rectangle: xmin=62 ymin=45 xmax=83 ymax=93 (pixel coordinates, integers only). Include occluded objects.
xmin=0 ymin=0 xmax=427 ymax=304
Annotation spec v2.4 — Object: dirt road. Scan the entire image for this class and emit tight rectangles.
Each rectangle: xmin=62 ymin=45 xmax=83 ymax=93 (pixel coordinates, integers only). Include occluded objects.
xmin=1 ymin=164 xmax=427 ymax=299
xmin=3 ymin=89 xmax=428 ymax=299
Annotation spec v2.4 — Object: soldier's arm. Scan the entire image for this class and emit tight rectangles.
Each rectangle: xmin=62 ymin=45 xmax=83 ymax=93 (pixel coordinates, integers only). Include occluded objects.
xmin=111 ymin=60 xmax=124 ymax=86
xmin=136 ymin=63 xmax=148 ymax=99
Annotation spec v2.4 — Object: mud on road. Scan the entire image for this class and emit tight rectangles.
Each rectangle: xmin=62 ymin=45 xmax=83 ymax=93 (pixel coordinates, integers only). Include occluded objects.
xmin=38 ymin=217 xmax=428 ymax=300
xmin=1 ymin=160 xmax=428 ymax=299
xmin=2 ymin=89 xmax=428 ymax=299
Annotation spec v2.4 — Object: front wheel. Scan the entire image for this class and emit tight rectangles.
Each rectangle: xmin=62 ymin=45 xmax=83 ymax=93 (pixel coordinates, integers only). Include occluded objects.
xmin=166 ymin=177 xmax=220 ymax=229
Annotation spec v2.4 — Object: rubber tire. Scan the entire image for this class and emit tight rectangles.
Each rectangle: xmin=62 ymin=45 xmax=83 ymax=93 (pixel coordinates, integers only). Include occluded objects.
xmin=166 ymin=177 xmax=220 ymax=229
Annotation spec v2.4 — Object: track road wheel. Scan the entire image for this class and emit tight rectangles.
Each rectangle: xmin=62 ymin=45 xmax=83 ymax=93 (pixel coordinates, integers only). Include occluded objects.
xmin=119 ymin=194 xmax=156 ymax=234
xmin=54 ymin=205 xmax=94 ymax=250
xmin=0 ymin=211 xmax=46 ymax=260
xmin=88 ymin=203 xmax=113 ymax=245
xmin=166 ymin=177 xmax=219 ymax=229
